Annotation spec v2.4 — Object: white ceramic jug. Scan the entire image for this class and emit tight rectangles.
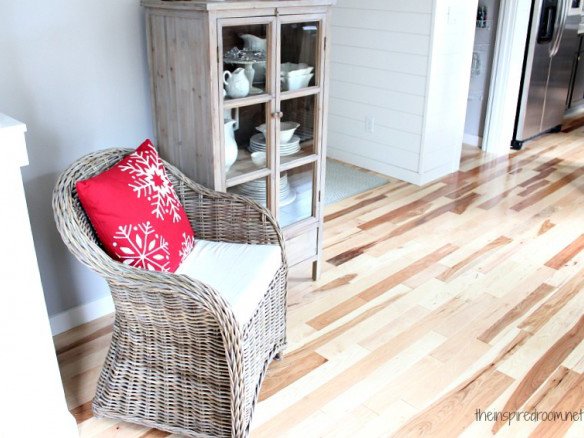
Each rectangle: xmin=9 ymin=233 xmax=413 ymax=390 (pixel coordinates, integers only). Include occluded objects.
xmin=239 ymin=34 xmax=267 ymax=52
xmin=223 ymin=68 xmax=250 ymax=98
xmin=224 ymin=119 xmax=238 ymax=172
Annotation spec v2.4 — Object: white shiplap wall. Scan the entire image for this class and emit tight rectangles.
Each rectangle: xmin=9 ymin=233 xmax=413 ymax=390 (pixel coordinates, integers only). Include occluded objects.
xmin=328 ymin=0 xmax=432 ymax=183
xmin=327 ymin=0 xmax=477 ymax=185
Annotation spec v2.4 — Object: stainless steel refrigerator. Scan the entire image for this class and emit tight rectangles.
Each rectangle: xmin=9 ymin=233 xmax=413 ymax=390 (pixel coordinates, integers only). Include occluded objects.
xmin=512 ymin=0 xmax=582 ymax=149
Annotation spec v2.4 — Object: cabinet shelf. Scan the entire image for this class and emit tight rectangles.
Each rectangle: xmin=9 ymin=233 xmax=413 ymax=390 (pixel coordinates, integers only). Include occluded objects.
xmin=223 ymin=93 xmax=272 ymax=109
xmin=226 ymin=169 xmax=271 ymax=189
xmin=280 ymin=86 xmax=321 ymax=101
xmin=226 ymin=156 xmax=271 ymax=187
xmin=280 ymin=149 xmax=318 ymax=171
xmin=225 ymin=146 xmax=318 ymax=186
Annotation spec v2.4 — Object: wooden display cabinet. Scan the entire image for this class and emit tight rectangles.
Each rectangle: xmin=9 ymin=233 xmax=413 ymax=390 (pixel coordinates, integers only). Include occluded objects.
xmin=142 ymin=0 xmax=335 ymax=279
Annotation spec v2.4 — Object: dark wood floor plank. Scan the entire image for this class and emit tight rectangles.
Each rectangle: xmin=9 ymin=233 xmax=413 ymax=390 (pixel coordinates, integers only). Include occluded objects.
xmin=315 ymin=274 xmax=357 ymax=292
xmin=394 ymin=368 xmax=513 ymax=438
xmin=388 ymin=193 xmax=481 ymax=239
xmin=307 ymin=296 xmax=368 ymax=331
xmin=518 ymin=166 xmax=557 ymax=188
xmin=71 ymin=401 xmax=93 ymax=424
xmin=538 ymin=219 xmax=556 ymax=236
xmin=519 ymin=268 xmax=584 ymax=334
xmin=393 ymin=330 xmax=531 ymax=437
xmin=358 ymin=198 xmax=430 ymax=231
xmin=326 ymin=240 xmax=377 ymax=266
xmin=493 ymin=314 xmax=584 ymax=433
xmin=477 ymin=283 xmax=555 ymax=344
xmin=329 ymin=193 xmax=478 ymax=267
xmin=517 ymin=179 xmax=550 ymax=197
xmin=446 ymin=162 xmax=522 ymax=201
xmin=511 ymin=168 xmax=584 ymax=212
xmin=545 ymin=234 xmax=584 ymax=270
xmin=324 ymin=194 xmax=387 ymax=223
xmin=524 ymin=366 xmax=580 ymax=413
xmin=437 ymin=236 xmax=512 ymax=282
xmin=529 ymin=372 xmax=584 ymax=438
xmin=359 ymin=244 xmax=458 ymax=302
xmin=534 ymin=157 xmax=563 ymax=172
xmin=477 ymin=187 xmax=516 ymax=210
xmin=259 ymin=351 xmax=328 ymax=401
xmin=56 ymin=324 xmax=113 ymax=356
xmin=460 ymin=155 xmax=513 ymax=179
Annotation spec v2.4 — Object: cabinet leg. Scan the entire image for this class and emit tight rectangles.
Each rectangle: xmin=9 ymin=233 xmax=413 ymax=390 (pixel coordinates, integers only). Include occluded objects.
xmin=312 ymin=260 xmax=320 ymax=281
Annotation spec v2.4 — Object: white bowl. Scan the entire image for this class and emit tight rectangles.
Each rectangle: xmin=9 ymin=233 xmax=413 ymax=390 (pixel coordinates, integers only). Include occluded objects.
xmin=251 ymin=151 xmax=266 ymax=166
xmin=281 ymin=73 xmax=314 ymax=91
xmin=281 ymin=63 xmax=313 ymax=76
xmin=256 ymin=121 xmax=300 ymax=143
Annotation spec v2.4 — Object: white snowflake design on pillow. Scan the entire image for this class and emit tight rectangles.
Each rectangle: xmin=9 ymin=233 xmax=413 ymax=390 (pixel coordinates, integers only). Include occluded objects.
xmin=112 ymin=221 xmax=170 ymax=272
xmin=120 ymin=142 xmax=183 ymax=222
xmin=179 ymin=232 xmax=196 ymax=262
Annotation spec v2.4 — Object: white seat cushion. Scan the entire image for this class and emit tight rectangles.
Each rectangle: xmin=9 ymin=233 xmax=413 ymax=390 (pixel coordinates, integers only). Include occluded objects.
xmin=176 ymin=240 xmax=282 ymax=326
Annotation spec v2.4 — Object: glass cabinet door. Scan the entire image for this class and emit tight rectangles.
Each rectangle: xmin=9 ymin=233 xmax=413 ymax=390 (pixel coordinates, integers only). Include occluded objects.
xmin=279 ymin=162 xmax=317 ymax=228
xmin=280 ymin=20 xmax=321 ymax=91
xmin=219 ymin=19 xmax=277 ymax=210
xmin=223 ymin=103 xmax=271 ymax=180
xmin=276 ymin=16 xmax=324 ymax=228
xmin=218 ymin=15 xmax=326 ymax=225
xmin=227 ymin=175 xmax=271 ymax=209
xmin=220 ymin=22 xmax=272 ymax=99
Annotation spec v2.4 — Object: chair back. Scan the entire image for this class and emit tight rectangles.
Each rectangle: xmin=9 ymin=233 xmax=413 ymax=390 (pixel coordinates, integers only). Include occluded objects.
xmin=52 ymin=148 xmax=132 ymax=275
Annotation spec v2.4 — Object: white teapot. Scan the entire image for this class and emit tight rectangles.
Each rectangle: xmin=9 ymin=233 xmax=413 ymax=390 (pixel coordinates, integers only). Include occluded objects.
xmin=239 ymin=34 xmax=267 ymax=52
xmin=223 ymin=68 xmax=250 ymax=98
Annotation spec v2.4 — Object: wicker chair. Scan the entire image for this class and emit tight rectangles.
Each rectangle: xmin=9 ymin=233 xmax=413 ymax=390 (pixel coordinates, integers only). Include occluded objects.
xmin=52 ymin=148 xmax=287 ymax=437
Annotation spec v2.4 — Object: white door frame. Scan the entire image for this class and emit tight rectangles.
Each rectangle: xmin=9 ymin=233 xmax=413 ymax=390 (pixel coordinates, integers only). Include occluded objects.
xmin=482 ymin=0 xmax=533 ymax=155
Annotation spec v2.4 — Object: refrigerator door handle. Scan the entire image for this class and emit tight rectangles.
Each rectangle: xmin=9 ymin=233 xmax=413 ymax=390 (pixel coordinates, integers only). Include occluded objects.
xmin=550 ymin=0 xmax=569 ymax=57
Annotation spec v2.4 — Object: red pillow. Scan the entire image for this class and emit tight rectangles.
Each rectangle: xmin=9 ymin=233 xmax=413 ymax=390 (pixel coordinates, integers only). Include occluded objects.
xmin=76 ymin=139 xmax=195 ymax=272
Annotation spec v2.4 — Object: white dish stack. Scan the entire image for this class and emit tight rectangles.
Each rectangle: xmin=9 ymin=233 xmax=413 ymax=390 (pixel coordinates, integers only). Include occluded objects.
xmin=251 ymin=120 xmax=301 ymax=156
xmin=231 ymin=173 xmax=296 ymax=206
xmin=249 ymin=134 xmax=301 ymax=156
xmin=281 ymin=63 xmax=314 ymax=91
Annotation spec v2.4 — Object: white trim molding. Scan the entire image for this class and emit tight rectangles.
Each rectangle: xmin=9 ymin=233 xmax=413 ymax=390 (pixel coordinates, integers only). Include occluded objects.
xmin=482 ymin=0 xmax=532 ymax=155
xmin=50 ymin=293 xmax=114 ymax=336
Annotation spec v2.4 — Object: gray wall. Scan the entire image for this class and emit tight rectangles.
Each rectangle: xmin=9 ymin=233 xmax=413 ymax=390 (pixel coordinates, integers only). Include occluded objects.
xmin=0 ymin=1 xmax=154 ymax=316
xmin=464 ymin=0 xmax=500 ymax=138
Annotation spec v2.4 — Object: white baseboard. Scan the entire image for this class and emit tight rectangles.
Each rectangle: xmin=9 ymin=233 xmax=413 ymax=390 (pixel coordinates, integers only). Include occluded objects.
xmin=463 ymin=133 xmax=483 ymax=147
xmin=49 ymin=294 xmax=114 ymax=336
xmin=327 ymin=148 xmax=457 ymax=186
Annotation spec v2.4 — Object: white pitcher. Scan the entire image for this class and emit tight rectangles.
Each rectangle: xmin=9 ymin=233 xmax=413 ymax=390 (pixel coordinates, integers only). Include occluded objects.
xmin=223 ymin=68 xmax=250 ymax=98
xmin=224 ymin=119 xmax=238 ymax=172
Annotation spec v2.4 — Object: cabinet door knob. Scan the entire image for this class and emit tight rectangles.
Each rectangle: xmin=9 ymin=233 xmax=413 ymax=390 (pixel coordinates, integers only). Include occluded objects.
xmin=273 ymin=111 xmax=284 ymax=119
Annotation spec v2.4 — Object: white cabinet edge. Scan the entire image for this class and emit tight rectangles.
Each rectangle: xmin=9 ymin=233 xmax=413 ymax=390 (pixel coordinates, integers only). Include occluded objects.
xmin=0 ymin=113 xmax=29 ymax=167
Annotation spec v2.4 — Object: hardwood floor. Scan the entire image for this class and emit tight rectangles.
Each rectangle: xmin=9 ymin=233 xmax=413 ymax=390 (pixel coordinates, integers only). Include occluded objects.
xmin=54 ymin=128 xmax=584 ymax=437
